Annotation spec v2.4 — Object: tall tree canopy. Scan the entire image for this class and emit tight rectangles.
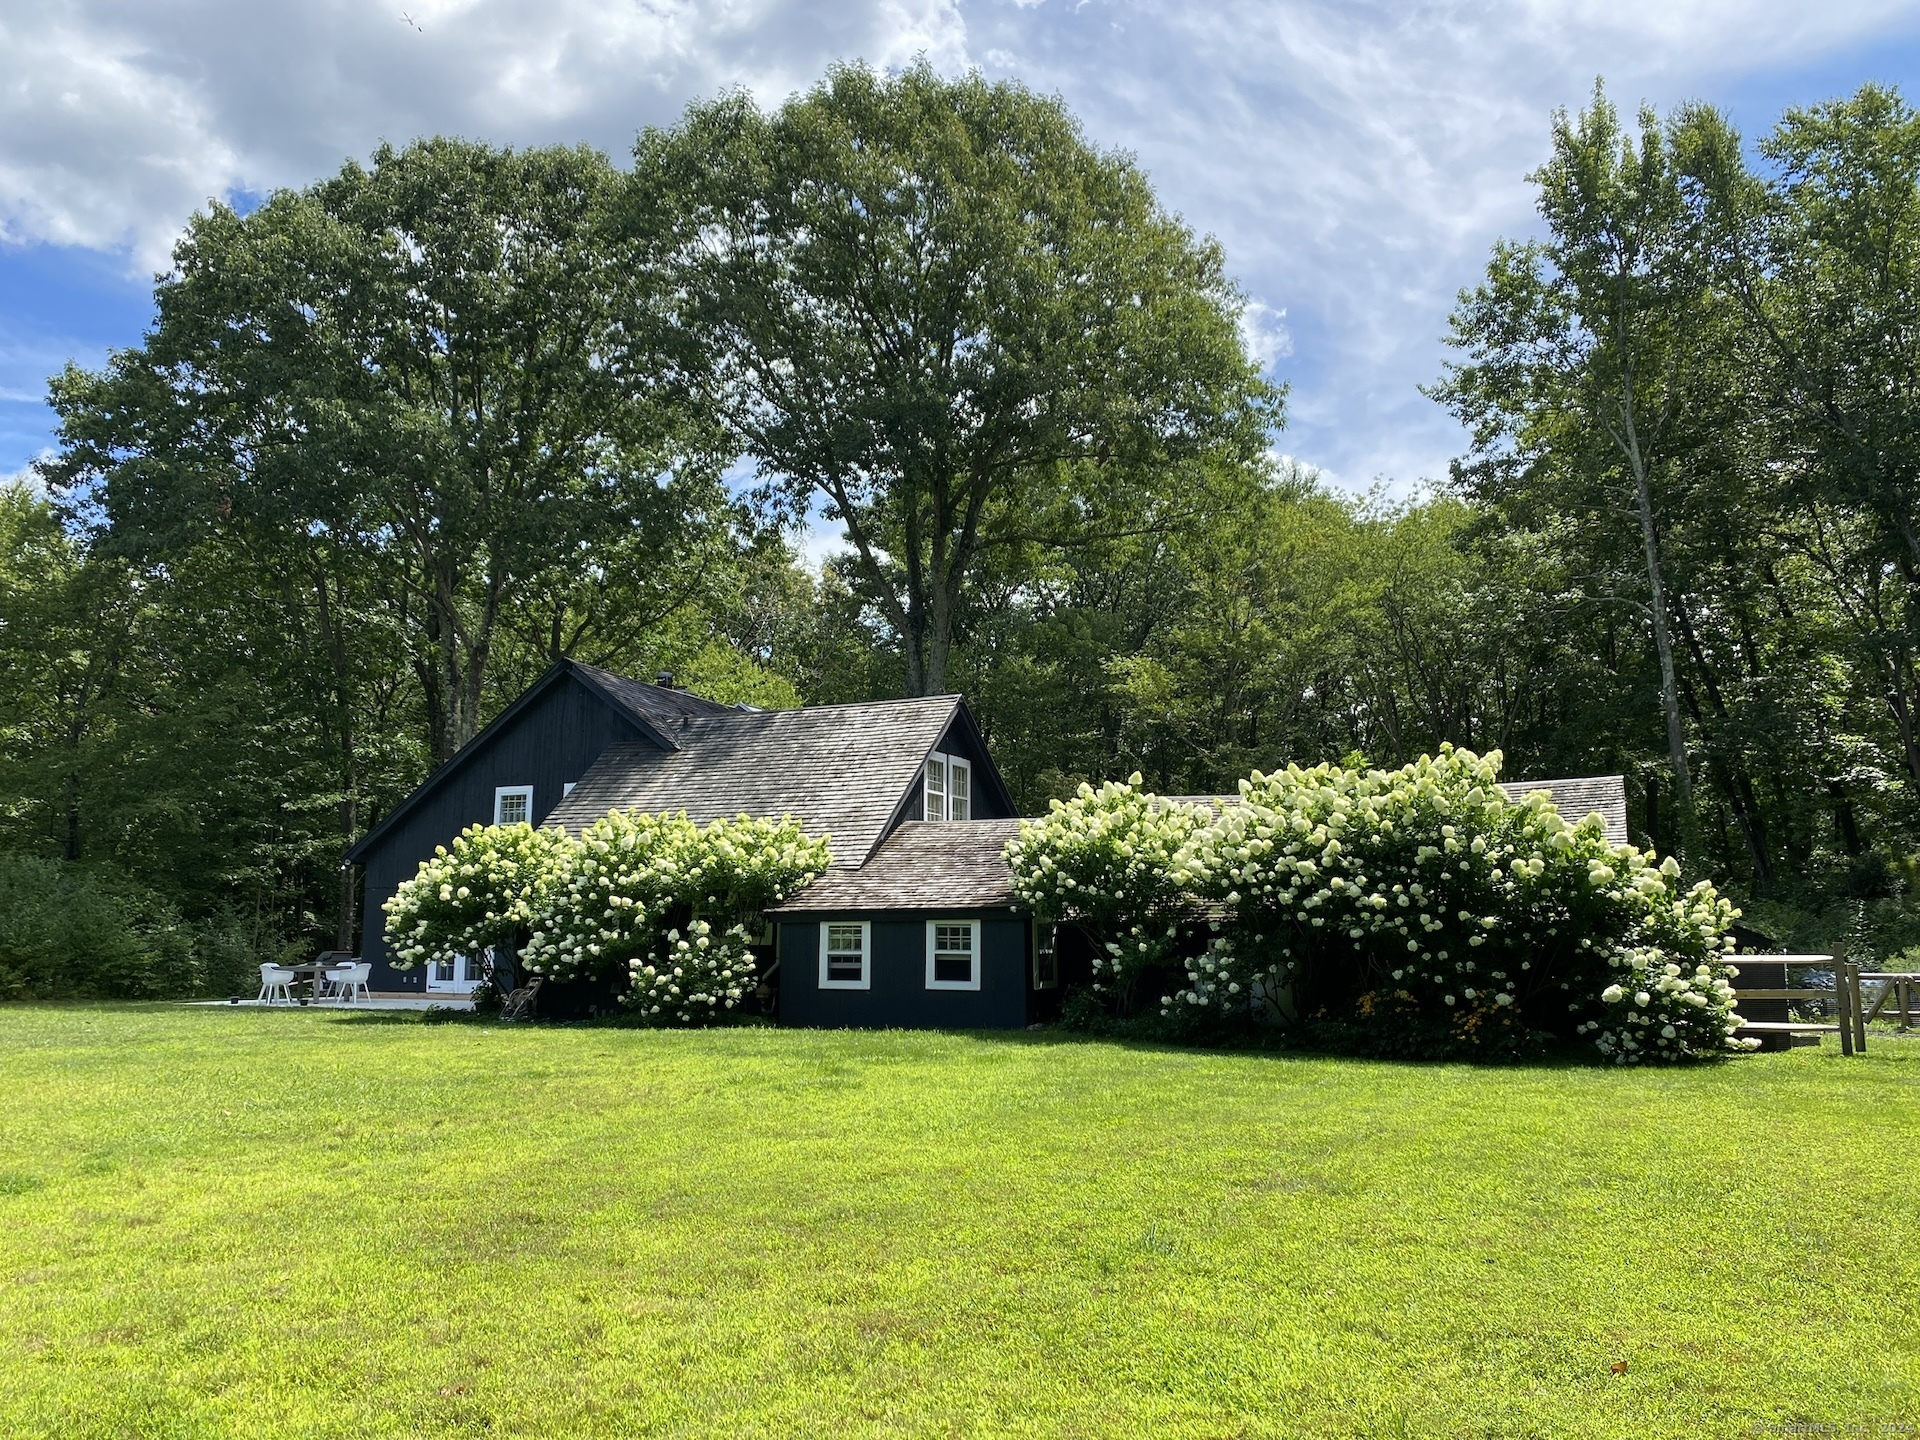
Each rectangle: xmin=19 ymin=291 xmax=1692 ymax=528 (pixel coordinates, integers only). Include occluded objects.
xmin=632 ymin=62 xmax=1282 ymax=695
xmin=50 ymin=137 xmax=741 ymax=767
xmin=1429 ymin=85 xmax=1744 ymax=815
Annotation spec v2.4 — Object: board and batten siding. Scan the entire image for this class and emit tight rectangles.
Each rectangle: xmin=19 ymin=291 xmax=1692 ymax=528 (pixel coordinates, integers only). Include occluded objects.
xmin=904 ymin=714 xmax=1011 ymax=822
xmin=356 ymin=675 xmax=657 ymax=991
xmin=775 ymin=913 xmax=1032 ymax=1029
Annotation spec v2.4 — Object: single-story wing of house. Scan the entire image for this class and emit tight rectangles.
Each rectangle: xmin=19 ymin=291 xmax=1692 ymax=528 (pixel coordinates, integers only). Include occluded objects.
xmin=344 ymin=659 xmax=1629 ymax=1026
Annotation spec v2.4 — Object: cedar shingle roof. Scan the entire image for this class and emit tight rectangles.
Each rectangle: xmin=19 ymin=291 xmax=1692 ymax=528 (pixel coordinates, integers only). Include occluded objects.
xmin=572 ymin=662 xmax=737 ymax=743
xmin=544 ymin=694 xmax=964 ymax=866
xmin=1498 ymin=775 xmax=1629 ymax=845
xmin=769 ymin=820 xmax=1023 ymax=914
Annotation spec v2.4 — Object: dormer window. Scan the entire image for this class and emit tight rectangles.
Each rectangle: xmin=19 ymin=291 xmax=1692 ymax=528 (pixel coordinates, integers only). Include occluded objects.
xmin=923 ymin=753 xmax=971 ymax=821
xmin=494 ymin=785 xmax=533 ymax=826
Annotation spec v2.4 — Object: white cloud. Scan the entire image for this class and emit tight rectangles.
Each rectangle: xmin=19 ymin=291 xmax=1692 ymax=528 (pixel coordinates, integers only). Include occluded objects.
xmin=1 ymin=448 xmax=55 ymax=498
xmin=0 ymin=0 xmax=967 ymax=270
xmin=1239 ymin=300 xmax=1293 ymax=374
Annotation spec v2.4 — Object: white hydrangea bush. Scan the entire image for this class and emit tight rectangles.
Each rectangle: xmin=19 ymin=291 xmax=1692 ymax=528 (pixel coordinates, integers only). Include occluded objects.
xmin=522 ymin=811 xmax=706 ymax=983
xmin=625 ymin=919 xmax=759 ymax=1023
xmin=381 ymin=822 xmax=573 ymax=973
xmin=1176 ymin=745 xmax=1750 ymax=1061
xmin=1008 ymin=746 xmax=1752 ymax=1063
xmin=1005 ymin=777 xmax=1206 ymax=1003
xmin=522 ymin=809 xmax=830 ymax=1023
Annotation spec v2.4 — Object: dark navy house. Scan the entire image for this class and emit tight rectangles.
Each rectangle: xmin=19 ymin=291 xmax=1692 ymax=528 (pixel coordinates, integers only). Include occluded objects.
xmin=344 ymin=659 xmax=1058 ymax=1027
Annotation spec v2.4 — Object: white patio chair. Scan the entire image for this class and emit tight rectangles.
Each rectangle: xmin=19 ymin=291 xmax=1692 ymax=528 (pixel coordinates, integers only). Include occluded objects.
xmin=257 ymin=963 xmax=296 ymax=1005
xmin=333 ymin=962 xmax=370 ymax=1005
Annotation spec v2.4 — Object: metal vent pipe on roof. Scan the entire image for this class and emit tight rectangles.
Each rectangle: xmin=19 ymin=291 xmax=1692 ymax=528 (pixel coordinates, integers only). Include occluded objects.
xmin=656 ymin=671 xmax=674 ymax=689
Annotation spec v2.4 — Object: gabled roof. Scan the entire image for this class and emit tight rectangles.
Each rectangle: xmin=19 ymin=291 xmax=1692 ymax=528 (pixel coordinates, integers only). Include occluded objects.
xmin=343 ymin=659 xmax=726 ymax=865
xmin=570 ymin=662 xmax=737 ymax=744
xmin=545 ymin=694 xmax=992 ymax=866
xmin=769 ymin=820 xmax=1024 ymax=914
xmin=1498 ymin=775 xmax=1629 ymax=845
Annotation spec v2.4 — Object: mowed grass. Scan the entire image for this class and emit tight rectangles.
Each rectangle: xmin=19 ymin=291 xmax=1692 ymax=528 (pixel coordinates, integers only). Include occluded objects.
xmin=0 ymin=1007 xmax=1916 ymax=1439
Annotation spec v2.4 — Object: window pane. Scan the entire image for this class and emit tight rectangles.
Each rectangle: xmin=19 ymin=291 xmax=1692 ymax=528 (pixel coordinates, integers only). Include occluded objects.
xmin=924 ymin=757 xmax=945 ymax=821
xmin=827 ymin=925 xmax=864 ymax=954
xmin=934 ymin=953 xmax=973 ymax=984
xmin=497 ymin=790 xmax=530 ymax=825
xmin=948 ymin=765 xmax=969 ymax=821
xmin=932 ymin=923 xmax=975 ymax=985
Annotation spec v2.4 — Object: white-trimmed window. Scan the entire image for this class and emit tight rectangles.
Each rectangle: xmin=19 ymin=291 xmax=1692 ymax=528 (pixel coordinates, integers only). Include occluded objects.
xmin=494 ymin=785 xmax=534 ymax=826
xmin=1032 ymin=924 xmax=1059 ymax=990
xmin=923 ymin=753 xmax=972 ymax=821
xmin=819 ymin=921 xmax=871 ymax=990
xmin=947 ymin=756 xmax=971 ymax=820
xmin=926 ymin=919 xmax=981 ymax=990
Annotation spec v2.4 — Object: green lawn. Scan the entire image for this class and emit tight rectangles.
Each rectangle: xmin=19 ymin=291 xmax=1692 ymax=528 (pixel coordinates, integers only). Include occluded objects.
xmin=1 ymin=1007 xmax=1916 ymax=1438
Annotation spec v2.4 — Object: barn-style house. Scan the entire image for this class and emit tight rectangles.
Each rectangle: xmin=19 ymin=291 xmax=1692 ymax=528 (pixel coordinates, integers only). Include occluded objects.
xmin=344 ymin=660 xmax=1048 ymax=1026
xmin=345 ymin=662 xmax=1626 ymax=1027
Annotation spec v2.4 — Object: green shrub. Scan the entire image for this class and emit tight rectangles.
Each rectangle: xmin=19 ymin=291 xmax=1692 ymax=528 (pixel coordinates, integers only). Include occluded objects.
xmin=0 ymin=853 xmax=198 ymax=999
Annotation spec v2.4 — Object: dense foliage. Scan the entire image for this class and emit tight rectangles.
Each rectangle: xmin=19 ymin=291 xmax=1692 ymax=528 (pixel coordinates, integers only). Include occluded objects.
xmin=384 ymin=810 xmax=829 ymax=1023
xmin=0 ymin=852 xmax=255 ymax=1000
xmin=4 ymin=72 xmax=1919 ymax=982
xmin=1009 ymin=749 xmax=1748 ymax=1062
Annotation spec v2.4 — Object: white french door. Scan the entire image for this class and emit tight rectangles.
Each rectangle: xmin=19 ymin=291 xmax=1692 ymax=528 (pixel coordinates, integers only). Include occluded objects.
xmin=425 ymin=951 xmax=485 ymax=994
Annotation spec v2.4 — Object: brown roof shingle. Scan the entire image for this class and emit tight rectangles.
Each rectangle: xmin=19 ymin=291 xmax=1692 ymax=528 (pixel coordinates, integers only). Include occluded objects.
xmin=1498 ymin=775 xmax=1629 ymax=845
xmin=544 ymin=695 xmax=963 ymax=866
xmin=769 ymin=820 xmax=1023 ymax=914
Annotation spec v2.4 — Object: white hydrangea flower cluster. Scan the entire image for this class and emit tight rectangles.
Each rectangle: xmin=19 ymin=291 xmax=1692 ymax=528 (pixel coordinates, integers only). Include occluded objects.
xmin=381 ymin=822 xmax=573 ymax=973
xmin=624 ymin=918 xmax=759 ymax=1024
xmin=1007 ymin=746 xmax=1751 ymax=1062
xmin=523 ymin=810 xmax=830 ymax=1022
xmin=386 ymin=809 xmax=829 ymax=1025
xmin=1006 ymin=777 xmax=1205 ymax=995
xmin=522 ymin=811 xmax=708 ymax=983
xmin=1585 ymin=944 xmax=1753 ymax=1063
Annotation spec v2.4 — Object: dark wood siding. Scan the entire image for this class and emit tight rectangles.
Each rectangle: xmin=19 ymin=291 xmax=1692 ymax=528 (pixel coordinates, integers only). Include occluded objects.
xmin=357 ymin=675 xmax=655 ymax=991
xmin=906 ymin=716 xmax=1012 ymax=822
xmin=776 ymin=912 xmax=1031 ymax=1029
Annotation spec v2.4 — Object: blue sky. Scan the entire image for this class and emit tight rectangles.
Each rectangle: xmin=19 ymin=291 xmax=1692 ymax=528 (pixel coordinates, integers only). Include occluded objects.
xmin=7 ymin=0 xmax=1920 ymax=509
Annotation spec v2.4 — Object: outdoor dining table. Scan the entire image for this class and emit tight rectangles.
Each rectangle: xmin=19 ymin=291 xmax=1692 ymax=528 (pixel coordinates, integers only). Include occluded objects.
xmin=286 ymin=962 xmax=351 ymax=1005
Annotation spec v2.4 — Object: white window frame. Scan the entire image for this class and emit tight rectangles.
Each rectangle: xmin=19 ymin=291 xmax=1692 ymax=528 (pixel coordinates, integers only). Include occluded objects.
xmin=923 ymin=754 xmax=946 ymax=821
xmin=1032 ymin=923 xmax=1059 ymax=990
xmin=946 ymin=755 xmax=972 ymax=821
xmin=923 ymin=752 xmax=972 ymax=822
xmin=925 ymin=919 xmax=982 ymax=991
xmin=818 ymin=920 xmax=872 ymax=990
xmin=493 ymin=785 xmax=534 ymax=826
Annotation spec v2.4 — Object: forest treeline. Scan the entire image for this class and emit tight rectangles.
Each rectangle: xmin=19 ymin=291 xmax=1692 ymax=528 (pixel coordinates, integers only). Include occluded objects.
xmin=3 ymin=66 xmax=1918 ymax=993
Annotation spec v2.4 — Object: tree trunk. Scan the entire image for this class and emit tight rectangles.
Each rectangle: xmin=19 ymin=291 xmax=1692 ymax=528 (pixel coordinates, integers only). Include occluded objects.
xmin=1625 ymin=439 xmax=1692 ymax=806
xmin=335 ymin=785 xmax=359 ymax=952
